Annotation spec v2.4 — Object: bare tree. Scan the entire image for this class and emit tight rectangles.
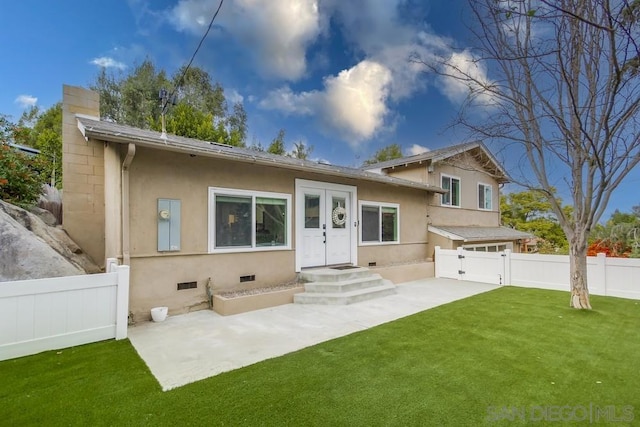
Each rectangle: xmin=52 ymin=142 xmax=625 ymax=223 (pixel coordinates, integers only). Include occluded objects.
xmin=416 ymin=0 xmax=640 ymax=308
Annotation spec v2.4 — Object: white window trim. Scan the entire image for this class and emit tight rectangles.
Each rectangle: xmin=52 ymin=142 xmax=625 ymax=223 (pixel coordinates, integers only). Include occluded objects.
xmin=208 ymin=187 xmax=292 ymax=253
xmin=358 ymin=200 xmax=400 ymax=246
xmin=477 ymin=182 xmax=493 ymax=211
xmin=440 ymin=174 xmax=461 ymax=208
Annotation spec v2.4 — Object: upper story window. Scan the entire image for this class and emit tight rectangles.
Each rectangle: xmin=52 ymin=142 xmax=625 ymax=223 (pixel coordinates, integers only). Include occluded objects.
xmin=208 ymin=187 xmax=291 ymax=253
xmin=478 ymin=183 xmax=493 ymax=210
xmin=359 ymin=201 xmax=399 ymax=245
xmin=441 ymin=174 xmax=461 ymax=207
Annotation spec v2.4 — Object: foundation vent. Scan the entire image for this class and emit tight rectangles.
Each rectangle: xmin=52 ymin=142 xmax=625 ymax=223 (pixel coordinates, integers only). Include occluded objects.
xmin=240 ymin=275 xmax=256 ymax=283
xmin=177 ymin=281 xmax=197 ymax=290
xmin=368 ymin=262 xmax=377 ymax=267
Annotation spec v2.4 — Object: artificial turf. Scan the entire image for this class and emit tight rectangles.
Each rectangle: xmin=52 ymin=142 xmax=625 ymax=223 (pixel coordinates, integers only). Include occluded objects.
xmin=1 ymin=287 xmax=638 ymax=426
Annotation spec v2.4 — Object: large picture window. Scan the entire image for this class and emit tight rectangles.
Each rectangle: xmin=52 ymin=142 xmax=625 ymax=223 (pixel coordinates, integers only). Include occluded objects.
xmin=441 ymin=175 xmax=461 ymax=207
xmin=359 ymin=201 xmax=399 ymax=245
xmin=478 ymin=183 xmax=492 ymax=210
xmin=209 ymin=187 xmax=291 ymax=252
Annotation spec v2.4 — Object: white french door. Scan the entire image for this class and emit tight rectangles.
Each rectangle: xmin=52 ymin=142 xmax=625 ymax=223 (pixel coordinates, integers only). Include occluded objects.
xmin=296 ymin=180 xmax=357 ymax=270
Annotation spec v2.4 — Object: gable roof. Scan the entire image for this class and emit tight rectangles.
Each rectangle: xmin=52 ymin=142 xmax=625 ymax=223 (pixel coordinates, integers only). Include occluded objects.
xmin=362 ymin=141 xmax=511 ymax=184
xmin=75 ymin=116 xmax=446 ymax=194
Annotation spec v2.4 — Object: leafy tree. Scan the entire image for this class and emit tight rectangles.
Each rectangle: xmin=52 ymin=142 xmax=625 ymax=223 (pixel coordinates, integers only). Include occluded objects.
xmin=172 ymin=66 xmax=226 ymax=120
xmin=227 ymin=103 xmax=247 ymax=147
xmin=289 ymin=141 xmax=313 ymax=160
xmin=151 ymin=103 xmax=219 ymax=142
xmin=93 ymin=68 xmax=123 ymax=123
xmin=501 ymin=190 xmax=569 ymax=253
xmin=0 ymin=143 xmax=47 ymax=208
xmin=91 ymin=60 xmax=248 ymax=147
xmin=418 ymin=0 xmax=640 ymax=308
xmin=267 ymin=129 xmax=286 ymax=155
xmin=119 ymin=60 xmax=170 ymax=129
xmin=0 ymin=114 xmax=15 ymax=143
xmin=31 ymin=104 xmax=62 ymax=187
xmin=362 ymin=143 xmax=403 ymax=165
xmin=10 ymin=106 xmax=41 ymax=148
xmin=0 ymin=105 xmax=63 ymax=188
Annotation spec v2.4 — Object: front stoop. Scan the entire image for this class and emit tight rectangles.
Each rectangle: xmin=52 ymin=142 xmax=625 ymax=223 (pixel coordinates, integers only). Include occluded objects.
xmin=294 ymin=267 xmax=397 ymax=305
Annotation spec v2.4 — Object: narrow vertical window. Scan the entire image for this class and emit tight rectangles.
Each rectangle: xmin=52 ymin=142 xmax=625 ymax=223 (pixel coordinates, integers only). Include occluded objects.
xmin=478 ymin=183 xmax=492 ymax=210
xmin=256 ymin=197 xmax=287 ymax=246
xmin=441 ymin=175 xmax=460 ymax=207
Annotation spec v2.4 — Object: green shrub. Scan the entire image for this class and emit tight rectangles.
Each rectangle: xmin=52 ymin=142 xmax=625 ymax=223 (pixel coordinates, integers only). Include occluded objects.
xmin=0 ymin=144 xmax=47 ymax=208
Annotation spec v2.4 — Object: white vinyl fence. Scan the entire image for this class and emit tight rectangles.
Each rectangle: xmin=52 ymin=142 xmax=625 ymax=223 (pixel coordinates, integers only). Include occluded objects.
xmin=435 ymin=246 xmax=640 ymax=300
xmin=0 ymin=259 xmax=129 ymax=361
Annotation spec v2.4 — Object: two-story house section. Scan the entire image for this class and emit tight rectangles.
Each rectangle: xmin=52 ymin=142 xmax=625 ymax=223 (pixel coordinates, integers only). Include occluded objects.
xmin=363 ymin=142 xmax=531 ymax=258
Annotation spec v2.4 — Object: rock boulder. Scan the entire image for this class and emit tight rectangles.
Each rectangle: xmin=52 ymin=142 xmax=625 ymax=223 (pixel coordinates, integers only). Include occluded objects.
xmin=0 ymin=200 xmax=101 ymax=281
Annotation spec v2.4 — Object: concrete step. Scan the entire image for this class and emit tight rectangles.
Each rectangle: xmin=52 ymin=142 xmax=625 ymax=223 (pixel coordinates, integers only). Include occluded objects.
xmin=303 ymin=275 xmax=386 ymax=293
xmin=294 ymin=282 xmax=397 ymax=305
xmin=299 ymin=266 xmax=372 ymax=283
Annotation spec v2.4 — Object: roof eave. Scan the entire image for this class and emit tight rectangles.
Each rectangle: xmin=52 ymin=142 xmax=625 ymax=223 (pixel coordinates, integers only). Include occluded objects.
xmin=78 ymin=118 xmax=447 ymax=194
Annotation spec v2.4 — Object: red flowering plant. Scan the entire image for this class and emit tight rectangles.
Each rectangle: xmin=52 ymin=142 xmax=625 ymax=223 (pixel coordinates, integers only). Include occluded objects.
xmin=587 ymin=239 xmax=632 ymax=258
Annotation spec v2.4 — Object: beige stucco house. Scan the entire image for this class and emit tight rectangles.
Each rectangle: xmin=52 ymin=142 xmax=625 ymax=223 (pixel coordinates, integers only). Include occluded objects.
xmin=61 ymin=85 xmax=528 ymax=318
xmin=61 ymin=85 xmax=450 ymax=319
xmin=363 ymin=143 xmax=531 ymax=257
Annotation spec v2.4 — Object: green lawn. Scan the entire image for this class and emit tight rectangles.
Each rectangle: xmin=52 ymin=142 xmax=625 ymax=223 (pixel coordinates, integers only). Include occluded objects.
xmin=1 ymin=287 xmax=639 ymax=426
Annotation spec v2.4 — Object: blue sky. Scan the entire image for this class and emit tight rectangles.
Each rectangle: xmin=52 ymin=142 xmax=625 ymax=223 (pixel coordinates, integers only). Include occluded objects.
xmin=1 ymin=0 xmax=638 ymax=217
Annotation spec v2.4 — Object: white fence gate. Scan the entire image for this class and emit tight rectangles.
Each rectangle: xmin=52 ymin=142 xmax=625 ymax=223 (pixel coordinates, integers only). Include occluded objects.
xmin=435 ymin=246 xmax=640 ymax=300
xmin=0 ymin=259 xmax=129 ymax=361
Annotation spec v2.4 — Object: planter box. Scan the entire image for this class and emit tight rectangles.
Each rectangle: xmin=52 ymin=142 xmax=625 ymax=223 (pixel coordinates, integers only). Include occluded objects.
xmin=213 ymin=286 xmax=305 ymax=316
xmin=372 ymin=262 xmax=434 ymax=284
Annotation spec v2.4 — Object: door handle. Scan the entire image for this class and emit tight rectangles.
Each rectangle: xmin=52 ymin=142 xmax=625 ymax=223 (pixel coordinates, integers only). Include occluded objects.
xmin=323 ymin=231 xmax=326 ymax=244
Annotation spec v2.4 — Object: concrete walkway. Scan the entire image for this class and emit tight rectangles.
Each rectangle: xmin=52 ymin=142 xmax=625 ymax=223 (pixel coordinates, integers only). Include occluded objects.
xmin=128 ymin=278 xmax=499 ymax=390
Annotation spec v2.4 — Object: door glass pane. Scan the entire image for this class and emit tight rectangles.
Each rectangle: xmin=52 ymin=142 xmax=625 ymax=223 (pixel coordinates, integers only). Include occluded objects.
xmin=215 ymin=195 xmax=252 ymax=247
xmin=304 ymin=194 xmax=320 ymax=229
xmin=362 ymin=205 xmax=380 ymax=242
xmin=331 ymin=197 xmax=347 ymax=229
xmin=256 ymin=197 xmax=286 ymax=246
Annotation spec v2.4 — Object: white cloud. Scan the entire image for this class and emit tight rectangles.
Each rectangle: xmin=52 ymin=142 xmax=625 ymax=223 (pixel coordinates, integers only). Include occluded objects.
xmin=170 ymin=0 xmax=321 ymax=80
xmin=14 ymin=95 xmax=37 ymax=108
xmin=324 ymin=1 xmax=422 ymax=101
xmin=321 ymin=61 xmax=392 ymax=144
xmin=226 ymin=89 xmax=244 ymax=105
xmin=407 ymin=144 xmax=429 ymax=156
xmin=90 ymin=56 xmax=127 ymax=70
xmin=260 ymin=86 xmax=316 ymax=115
xmin=261 ymin=60 xmax=392 ymax=148
xmin=168 ymin=0 xmax=493 ymax=145
xmin=439 ymin=50 xmax=497 ymax=106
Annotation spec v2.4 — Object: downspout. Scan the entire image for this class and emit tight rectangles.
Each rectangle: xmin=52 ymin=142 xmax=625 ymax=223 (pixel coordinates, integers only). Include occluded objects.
xmin=122 ymin=143 xmax=136 ymax=266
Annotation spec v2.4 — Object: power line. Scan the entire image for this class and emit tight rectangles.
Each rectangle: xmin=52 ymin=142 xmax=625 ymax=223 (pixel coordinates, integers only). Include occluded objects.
xmin=162 ymin=0 xmax=225 ymax=114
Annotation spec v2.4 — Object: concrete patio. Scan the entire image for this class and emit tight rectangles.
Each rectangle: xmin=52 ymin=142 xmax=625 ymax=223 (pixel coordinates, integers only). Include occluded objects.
xmin=128 ymin=278 xmax=499 ymax=391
